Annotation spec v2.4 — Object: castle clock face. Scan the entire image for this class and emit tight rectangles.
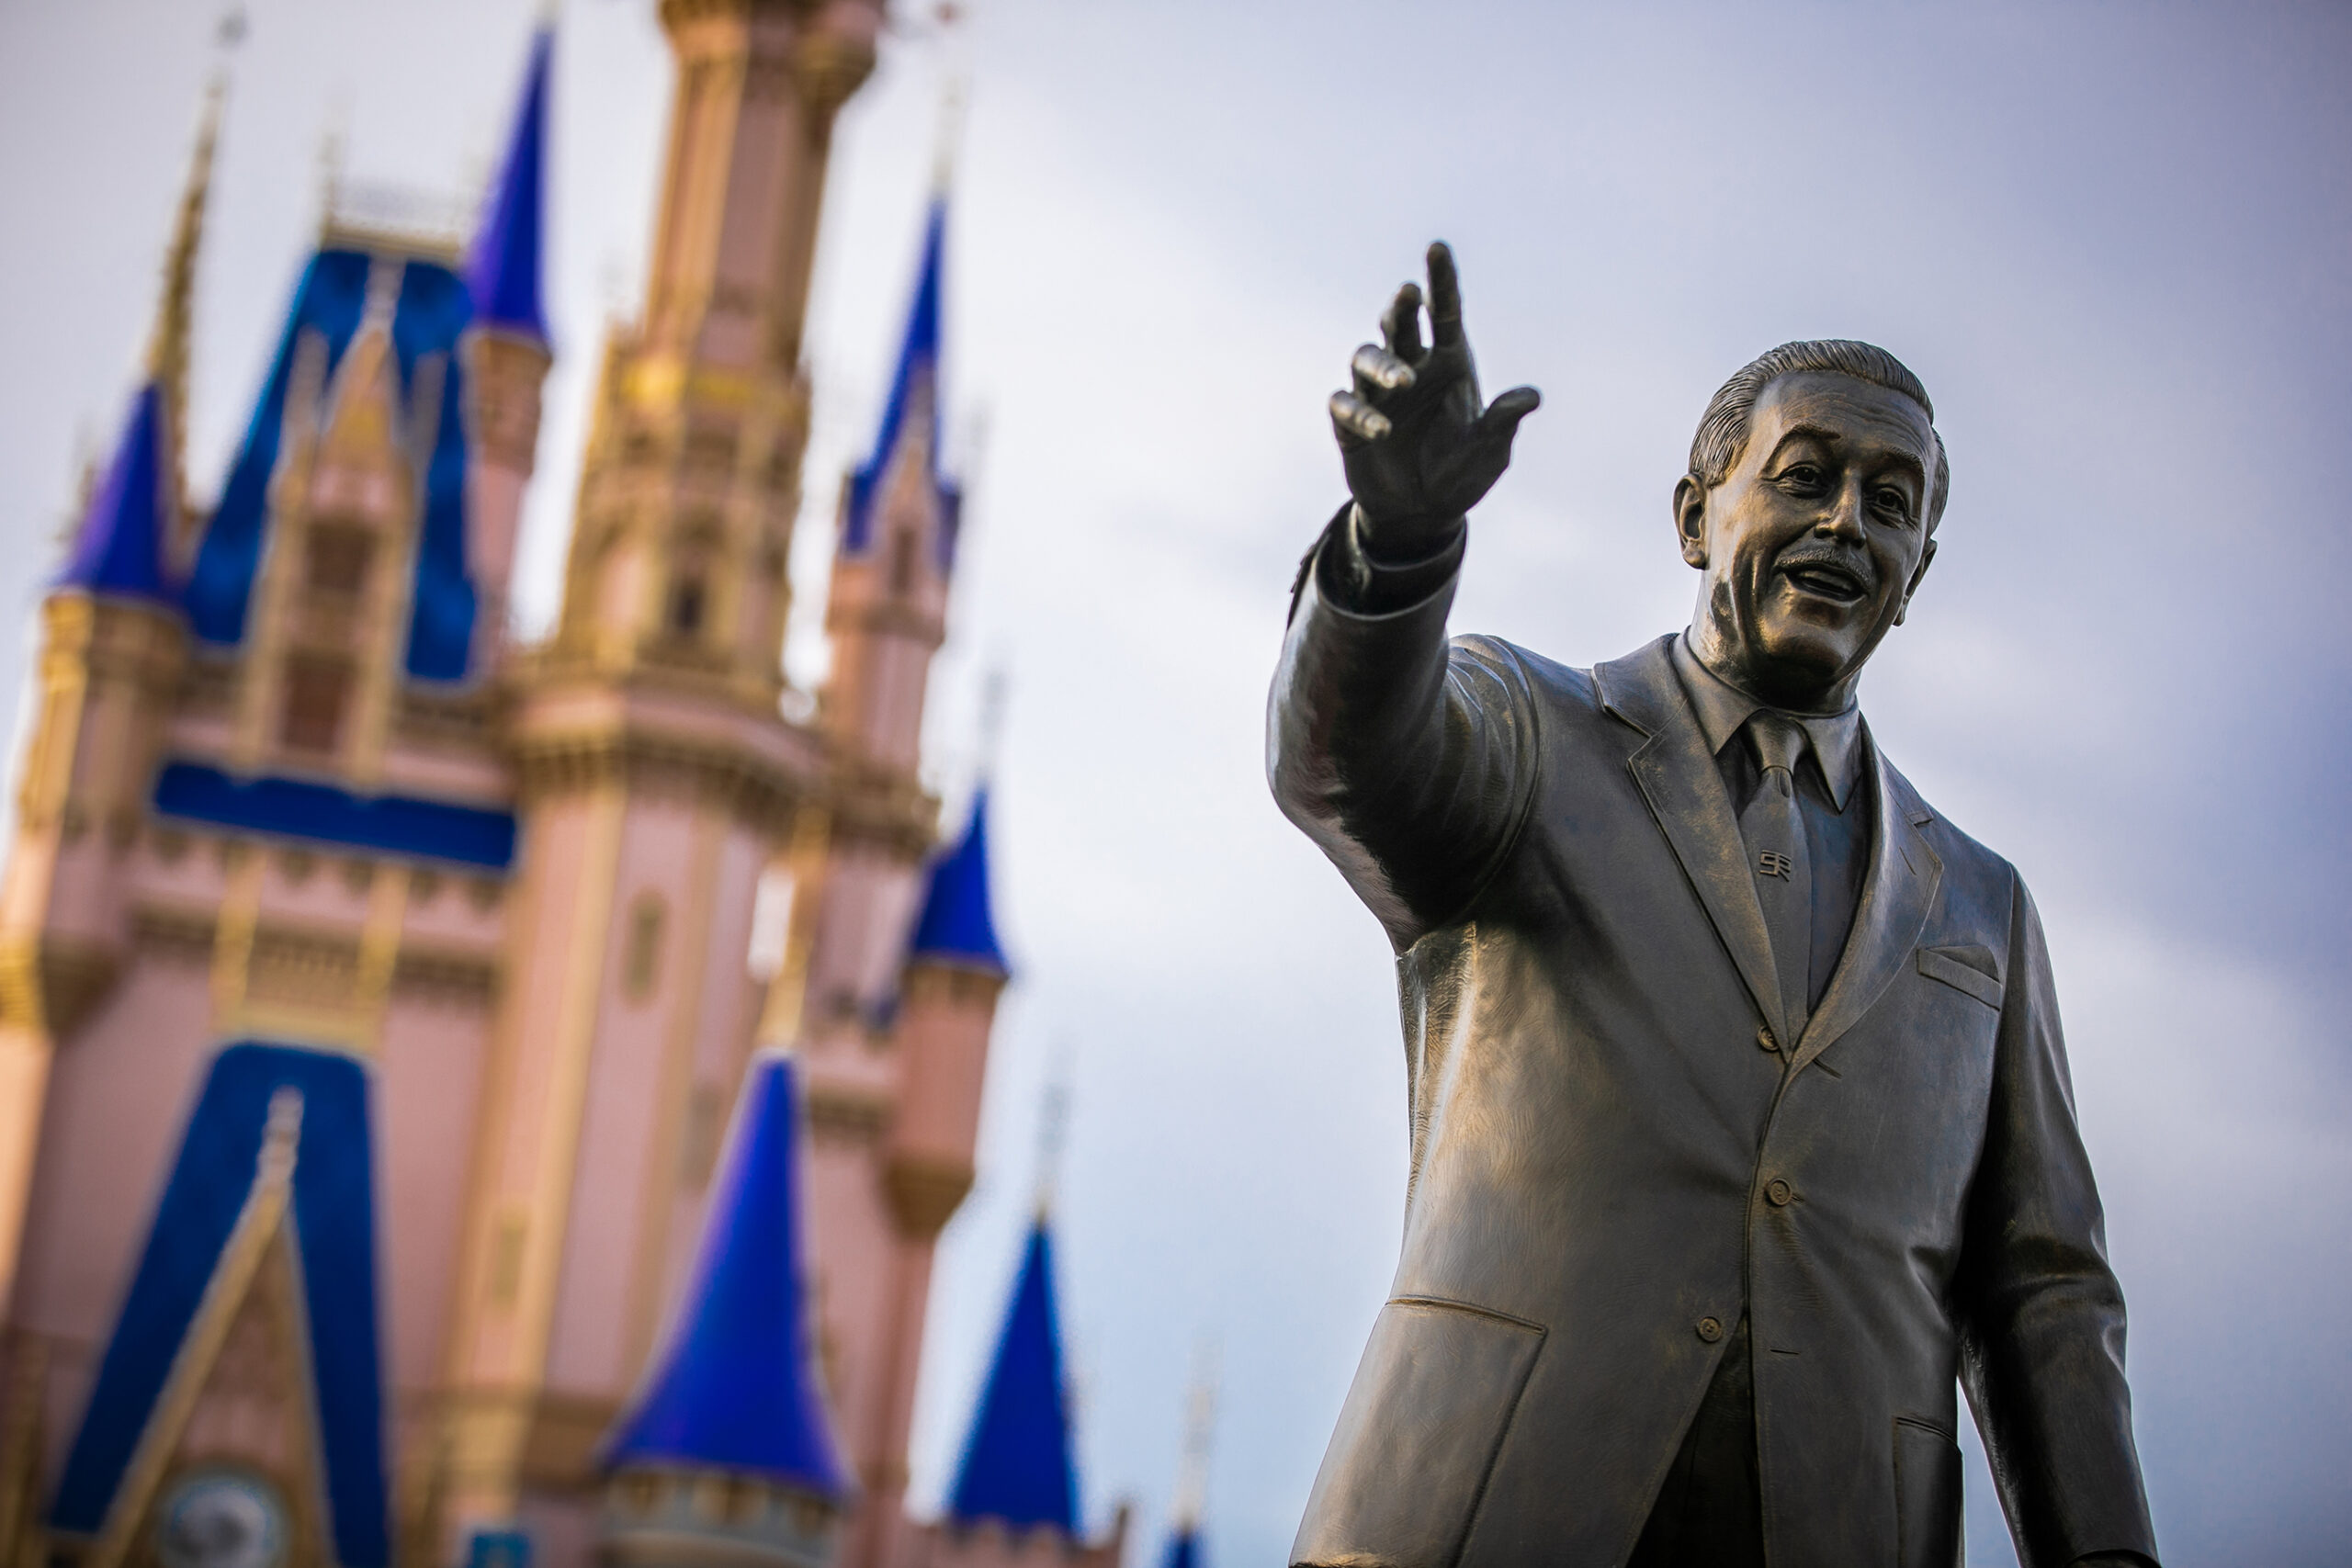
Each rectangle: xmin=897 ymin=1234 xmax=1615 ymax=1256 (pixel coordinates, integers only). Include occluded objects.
xmin=155 ymin=1470 xmax=288 ymax=1568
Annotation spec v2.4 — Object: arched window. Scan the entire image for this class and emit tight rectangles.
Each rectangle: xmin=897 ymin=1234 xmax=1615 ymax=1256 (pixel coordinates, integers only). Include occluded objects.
xmin=304 ymin=522 xmax=372 ymax=597
xmin=888 ymin=529 xmax=918 ymax=597
xmin=279 ymin=656 xmax=352 ymax=756
xmin=623 ymin=894 xmax=666 ymax=1001
xmin=666 ymin=573 xmax=706 ymax=636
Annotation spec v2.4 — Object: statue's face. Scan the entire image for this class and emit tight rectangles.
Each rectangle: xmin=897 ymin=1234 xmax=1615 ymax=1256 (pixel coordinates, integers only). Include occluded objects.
xmin=1675 ymin=371 xmax=1939 ymax=709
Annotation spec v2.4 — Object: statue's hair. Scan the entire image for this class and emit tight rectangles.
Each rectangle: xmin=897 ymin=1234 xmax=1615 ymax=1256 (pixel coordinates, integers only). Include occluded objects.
xmin=1688 ymin=339 xmax=1951 ymax=528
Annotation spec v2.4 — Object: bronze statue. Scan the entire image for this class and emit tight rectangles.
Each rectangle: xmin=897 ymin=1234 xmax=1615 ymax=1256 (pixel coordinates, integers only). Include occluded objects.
xmin=1269 ymin=244 xmax=2158 ymax=1568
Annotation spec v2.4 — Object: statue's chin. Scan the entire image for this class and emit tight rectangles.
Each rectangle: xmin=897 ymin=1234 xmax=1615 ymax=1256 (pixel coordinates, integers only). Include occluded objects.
xmin=1734 ymin=626 xmax=1868 ymax=710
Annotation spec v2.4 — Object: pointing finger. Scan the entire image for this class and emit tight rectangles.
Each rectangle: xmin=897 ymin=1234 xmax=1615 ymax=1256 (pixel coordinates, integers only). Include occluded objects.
xmin=1381 ymin=282 xmax=1425 ymax=360
xmin=1352 ymin=344 xmax=1417 ymax=393
xmin=1329 ymin=390 xmax=1394 ymax=444
xmin=1426 ymin=241 xmax=1464 ymax=349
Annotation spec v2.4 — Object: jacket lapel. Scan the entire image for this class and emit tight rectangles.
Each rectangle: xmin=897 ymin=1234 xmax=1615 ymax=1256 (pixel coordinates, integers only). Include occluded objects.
xmin=1596 ymin=639 xmax=1792 ymax=1051
xmin=1788 ymin=735 xmax=1942 ymax=1075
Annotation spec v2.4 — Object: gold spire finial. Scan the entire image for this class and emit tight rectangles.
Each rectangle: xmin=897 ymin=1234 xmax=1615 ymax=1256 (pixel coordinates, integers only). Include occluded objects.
xmin=931 ymin=70 xmax=968 ymax=197
xmin=1170 ymin=1337 xmax=1220 ymax=1531
xmin=977 ymin=665 xmax=1009 ymax=776
xmin=1031 ymin=1051 xmax=1069 ymax=1220
xmin=147 ymin=11 xmax=242 ymax=535
xmin=147 ymin=73 xmax=227 ymax=529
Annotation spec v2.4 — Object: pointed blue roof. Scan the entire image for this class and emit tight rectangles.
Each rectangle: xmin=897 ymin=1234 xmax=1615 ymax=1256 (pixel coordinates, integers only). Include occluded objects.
xmin=908 ymin=787 xmax=1008 ymax=975
xmin=842 ymin=197 xmax=960 ymax=565
xmin=607 ymin=1053 xmax=848 ymax=1497
xmin=51 ymin=1043 xmax=390 ymax=1568
xmin=59 ymin=380 xmax=174 ymax=601
xmin=946 ymin=1218 xmax=1079 ymax=1534
xmin=187 ymin=247 xmax=481 ymax=682
xmin=1162 ymin=1527 xmax=1202 ymax=1568
xmin=464 ymin=25 xmax=551 ymax=343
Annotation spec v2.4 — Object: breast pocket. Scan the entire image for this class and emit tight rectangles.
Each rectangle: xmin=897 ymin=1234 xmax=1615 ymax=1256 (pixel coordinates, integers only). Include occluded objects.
xmin=1916 ymin=943 xmax=2004 ymax=1009
xmin=1291 ymin=1297 xmax=1545 ymax=1568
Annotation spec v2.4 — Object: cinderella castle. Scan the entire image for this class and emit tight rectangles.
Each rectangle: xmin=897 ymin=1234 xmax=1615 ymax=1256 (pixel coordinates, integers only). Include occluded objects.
xmin=0 ymin=6 xmax=1210 ymax=1568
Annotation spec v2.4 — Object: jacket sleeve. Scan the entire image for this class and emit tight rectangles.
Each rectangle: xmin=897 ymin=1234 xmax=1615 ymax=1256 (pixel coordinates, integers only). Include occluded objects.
xmin=1265 ymin=507 xmax=1541 ymax=950
xmin=1957 ymin=874 xmax=2159 ymax=1567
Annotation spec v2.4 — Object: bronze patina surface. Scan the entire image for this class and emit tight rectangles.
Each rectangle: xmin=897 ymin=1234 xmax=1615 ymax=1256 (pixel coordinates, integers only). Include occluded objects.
xmin=1271 ymin=243 xmax=2157 ymax=1568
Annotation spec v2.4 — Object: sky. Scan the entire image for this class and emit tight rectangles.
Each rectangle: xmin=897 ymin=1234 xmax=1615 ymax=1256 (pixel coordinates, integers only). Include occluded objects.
xmin=3 ymin=1 xmax=2348 ymax=1564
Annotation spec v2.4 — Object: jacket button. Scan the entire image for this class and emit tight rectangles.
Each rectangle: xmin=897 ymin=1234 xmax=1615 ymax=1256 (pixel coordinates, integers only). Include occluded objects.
xmin=1766 ymin=1179 xmax=1793 ymax=1207
xmin=1696 ymin=1316 xmax=1724 ymax=1343
xmin=1756 ymin=1025 xmax=1779 ymax=1053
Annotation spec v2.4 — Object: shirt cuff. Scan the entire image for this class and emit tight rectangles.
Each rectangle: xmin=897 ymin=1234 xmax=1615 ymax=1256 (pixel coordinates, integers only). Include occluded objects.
xmin=1314 ymin=504 xmax=1466 ymax=616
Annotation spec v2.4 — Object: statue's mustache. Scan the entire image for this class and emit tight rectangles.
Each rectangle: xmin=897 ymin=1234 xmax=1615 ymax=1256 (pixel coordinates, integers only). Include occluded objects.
xmin=1772 ymin=545 xmax=1875 ymax=591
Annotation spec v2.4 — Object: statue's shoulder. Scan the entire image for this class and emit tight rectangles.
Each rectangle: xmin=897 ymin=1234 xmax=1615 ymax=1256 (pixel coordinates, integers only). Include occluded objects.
xmin=1873 ymin=745 xmax=2021 ymax=900
xmin=1447 ymin=632 xmax=1603 ymax=713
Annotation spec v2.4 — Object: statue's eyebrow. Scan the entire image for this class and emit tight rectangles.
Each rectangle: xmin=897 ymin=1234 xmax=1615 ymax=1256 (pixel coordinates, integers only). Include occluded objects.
xmin=1766 ymin=423 xmax=1927 ymax=487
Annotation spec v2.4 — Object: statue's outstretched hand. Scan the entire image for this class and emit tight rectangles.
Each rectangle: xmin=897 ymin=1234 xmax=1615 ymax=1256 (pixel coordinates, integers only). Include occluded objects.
xmin=1329 ymin=241 xmax=1541 ymax=561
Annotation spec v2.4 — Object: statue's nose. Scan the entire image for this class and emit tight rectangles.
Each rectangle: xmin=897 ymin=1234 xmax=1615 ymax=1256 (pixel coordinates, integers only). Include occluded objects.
xmin=1819 ymin=482 xmax=1869 ymax=539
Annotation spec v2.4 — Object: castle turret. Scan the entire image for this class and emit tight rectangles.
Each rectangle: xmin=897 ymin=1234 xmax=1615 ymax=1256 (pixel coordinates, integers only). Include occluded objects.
xmin=947 ymin=1220 xmax=1077 ymax=1537
xmin=460 ymin=22 xmax=555 ymax=671
xmin=439 ymin=0 xmax=888 ymax=1548
xmin=912 ymin=1213 xmax=1126 ymax=1568
xmin=602 ymin=1053 xmax=847 ymax=1568
xmin=548 ymin=0 xmax=881 ymax=694
xmin=820 ymin=197 xmax=957 ymax=781
xmin=887 ymin=787 xmax=1007 ymax=1237
xmin=827 ymin=789 xmax=1007 ymax=1568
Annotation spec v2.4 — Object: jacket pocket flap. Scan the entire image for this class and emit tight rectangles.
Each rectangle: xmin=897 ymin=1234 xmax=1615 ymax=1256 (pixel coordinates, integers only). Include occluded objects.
xmin=1292 ymin=1298 xmax=1545 ymax=1568
xmin=1894 ymin=1416 xmax=1962 ymax=1568
xmin=1916 ymin=945 xmax=2003 ymax=1009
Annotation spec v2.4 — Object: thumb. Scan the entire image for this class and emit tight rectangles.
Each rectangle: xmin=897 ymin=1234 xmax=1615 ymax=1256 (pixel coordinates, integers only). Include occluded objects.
xmin=1477 ymin=385 xmax=1542 ymax=447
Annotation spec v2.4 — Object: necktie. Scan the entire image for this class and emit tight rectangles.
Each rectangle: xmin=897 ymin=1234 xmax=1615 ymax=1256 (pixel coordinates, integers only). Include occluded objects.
xmin=1739 ymin=712 xmax=1813 ymax=1044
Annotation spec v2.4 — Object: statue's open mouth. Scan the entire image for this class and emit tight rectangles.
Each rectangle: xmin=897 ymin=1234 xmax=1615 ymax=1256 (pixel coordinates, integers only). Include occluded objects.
xmin=1781 ymin=561 xmax=1868 ymax=604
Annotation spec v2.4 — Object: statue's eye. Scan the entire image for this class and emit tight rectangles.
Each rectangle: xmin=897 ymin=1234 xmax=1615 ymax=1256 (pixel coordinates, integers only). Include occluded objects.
xmin=1780 ymin=463 xmax=1824 ymax=491
xmin=1871 ymin=487 xmax=1913 ymax=523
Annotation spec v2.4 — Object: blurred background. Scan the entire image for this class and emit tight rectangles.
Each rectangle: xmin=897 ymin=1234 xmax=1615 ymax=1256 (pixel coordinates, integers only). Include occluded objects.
xmin=2 ymin=1 xmax=2346 ymax=1564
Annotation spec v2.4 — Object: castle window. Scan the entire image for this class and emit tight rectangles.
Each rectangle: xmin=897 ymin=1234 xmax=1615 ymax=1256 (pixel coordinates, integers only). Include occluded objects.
xmin=304 ymin=524 xmax=372 ymax=596
xmin=888 ymin=529 xmax=917 ymax=596
xmin=623 ymin=894 xmax=667 ymax=1002
xmin=666 ymin=573 xmax=706 ymax=636
xmin=278 ymin=657 xmax=352 ymax=755
xmin=681 ymin=1082 xmax=725 ymax=1189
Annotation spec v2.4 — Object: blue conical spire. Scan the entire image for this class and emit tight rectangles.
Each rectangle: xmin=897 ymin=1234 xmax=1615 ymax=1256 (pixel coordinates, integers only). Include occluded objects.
xmin=908 ymin=786 xmax=1008 ymax=976
xmin=946 ymin=1217 xmax=1079 ymax=1533
xmin=59 ymin=380 xmax=174 ymax=602
xmin=1161 ymin=1527 xmax=1202 ymax=1568
xmin=606 ymin=1054 xmax=847 ymax=1496
xmin=842 ymin=197 xmax=956 ymax=560
xmin=465 ymin=24 xmax=551 ymax=343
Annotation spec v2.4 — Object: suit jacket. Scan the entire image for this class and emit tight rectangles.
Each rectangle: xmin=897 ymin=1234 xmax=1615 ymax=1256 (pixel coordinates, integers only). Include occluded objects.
xmin=1267 ymin=529 xmax=2156 ymax=1568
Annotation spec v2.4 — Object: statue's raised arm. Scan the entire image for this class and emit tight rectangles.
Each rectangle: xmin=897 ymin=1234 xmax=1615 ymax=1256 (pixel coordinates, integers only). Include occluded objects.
xmin=1268 ymin=243 xmax=1544 ymax=948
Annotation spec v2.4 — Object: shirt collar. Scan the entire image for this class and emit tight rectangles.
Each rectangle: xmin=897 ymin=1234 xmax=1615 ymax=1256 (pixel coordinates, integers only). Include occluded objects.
xmin=1670 ymin=632 xmax=1865 ymax=812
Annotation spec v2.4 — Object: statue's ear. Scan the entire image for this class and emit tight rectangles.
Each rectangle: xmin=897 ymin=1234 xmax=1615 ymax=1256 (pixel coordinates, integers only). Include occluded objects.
xmin=1894 ymin=536 xmax=1938 ymax=626
xmin=1672 ymin=476 xmax=1709 ymax=569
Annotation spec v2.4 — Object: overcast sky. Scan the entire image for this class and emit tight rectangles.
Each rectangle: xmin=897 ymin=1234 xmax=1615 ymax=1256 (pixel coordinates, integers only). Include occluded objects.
xmin=4 ymin=2 xmax=2348 ymax=1563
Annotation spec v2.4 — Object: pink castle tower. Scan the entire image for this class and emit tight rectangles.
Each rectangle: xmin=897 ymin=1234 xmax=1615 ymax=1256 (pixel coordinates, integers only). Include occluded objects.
xmin=0 ymin=23 xmax=558 ymax=1568
xmin=0 ymin=7 xmax=1031 ymax=1568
